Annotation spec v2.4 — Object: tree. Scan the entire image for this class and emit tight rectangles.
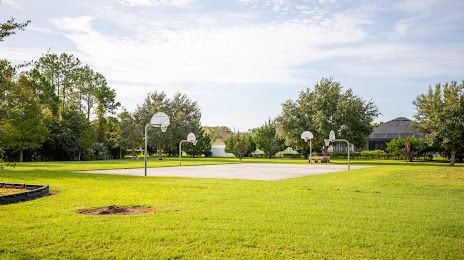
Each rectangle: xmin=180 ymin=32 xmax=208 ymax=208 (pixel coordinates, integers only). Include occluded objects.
xmin=253 ymin=119 xmax=286 ymax=159
xmin=94 ymin=73 xmax=120 ymax=146
xmin=29 ymin=68 xmax=60 ymax=117
xmin=34 ymin=53 xmax=81 ymax=112
xmin=225 ymin=132 xmax=248 ymax=161
xmin=117 ymin=111 xmax=140 ymax=158
xmin=386 ymin=137 xmax=422 ymax=162
xmin=39 ymin=110 xmax=95 ymax=161
xmin=276 ymin=77 xmax=379 ymax=156
xmin=0 ymin=147 xmax=15 ymax=169
xmin=413 ymin=81 xmax=464 ymax=166
xmin=0 ymin=16 xmax=30 ymax=41
xmin=243 ymin=131 xmax=256 ymax=157
xmin=0 ymin=76 xmax=48 ymax=162
xmin=132 ymin=91 xmax=201 ymax=160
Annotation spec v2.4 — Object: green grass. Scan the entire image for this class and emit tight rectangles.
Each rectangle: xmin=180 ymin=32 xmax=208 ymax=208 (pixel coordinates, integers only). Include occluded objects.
xmin=1 ymin=157 xmax=463 ymax=259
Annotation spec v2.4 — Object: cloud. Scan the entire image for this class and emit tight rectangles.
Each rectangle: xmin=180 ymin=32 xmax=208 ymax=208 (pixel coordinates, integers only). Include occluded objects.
xmin=49 ymin=13 xmax=368 ymax=86
xmin=118 ymin=0 xmax=196 ymax=7
xmin=1 ymin=0 xmax=20 ymax=7
xmin=391 ymin=0 xmax=439 ymax=38
xmin=49 ymin=16 xmax=95 ymax=33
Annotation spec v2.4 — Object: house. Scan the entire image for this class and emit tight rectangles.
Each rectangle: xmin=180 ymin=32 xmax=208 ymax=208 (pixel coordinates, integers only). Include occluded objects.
xmin=365 ymin=117 xmax=423 ymax=151
xmin=202 ymin=128 xmax=235 ymax=157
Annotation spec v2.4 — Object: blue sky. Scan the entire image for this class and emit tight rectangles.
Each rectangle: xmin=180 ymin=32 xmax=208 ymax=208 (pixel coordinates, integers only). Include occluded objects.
xmin=1 ymin=0 xmax=463 ymax=131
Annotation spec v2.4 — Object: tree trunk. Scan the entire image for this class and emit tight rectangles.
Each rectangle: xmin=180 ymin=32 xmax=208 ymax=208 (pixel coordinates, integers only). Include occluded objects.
xmin=269 ymin=154 xmax=272 ymax=159
xmin=450 ymin=145 xmax=456 ymax=166
xmin=78 ymin=150 xmax=81 ymax=161
xmin=19 ymin=150 xmax=24 ymax=162
xmin=323 ymin=145 xmax=328 ymax=156
xmin=119 ymin=149 xmax=123 ymax=159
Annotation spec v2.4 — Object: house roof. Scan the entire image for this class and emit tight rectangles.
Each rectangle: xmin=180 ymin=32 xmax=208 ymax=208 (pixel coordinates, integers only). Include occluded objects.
xmin=368 ymin=117 xmax=423 ymax=140
xmin=202 ymin=127 xmax=231 ymax=140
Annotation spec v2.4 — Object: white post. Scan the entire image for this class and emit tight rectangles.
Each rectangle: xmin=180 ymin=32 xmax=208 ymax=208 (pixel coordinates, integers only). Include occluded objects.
xmin=144 ymin=124 xmax=150 ymax=177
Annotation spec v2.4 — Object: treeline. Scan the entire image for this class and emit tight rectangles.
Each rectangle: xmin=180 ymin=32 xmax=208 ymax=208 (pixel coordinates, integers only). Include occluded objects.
xmin=0 ymin=53 xmax=120 ymax=161
xmin=224 ymin=78 xmax=380 ymax=160
xmin=0 ymin=53 xmax=211 ymax=162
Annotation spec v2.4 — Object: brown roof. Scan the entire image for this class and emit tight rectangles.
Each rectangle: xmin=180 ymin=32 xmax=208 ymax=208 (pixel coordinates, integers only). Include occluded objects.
xmin=202 ymin=127 xmax=231 ymax=140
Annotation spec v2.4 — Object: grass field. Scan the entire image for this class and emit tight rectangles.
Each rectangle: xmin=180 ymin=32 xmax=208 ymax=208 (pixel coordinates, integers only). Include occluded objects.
xmin=1 ymin=157 xmax=463 ymax=259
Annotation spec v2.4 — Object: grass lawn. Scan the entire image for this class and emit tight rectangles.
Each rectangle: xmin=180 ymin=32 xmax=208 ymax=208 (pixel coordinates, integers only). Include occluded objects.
xmin=0 ymin=157 xmax=463 ymax=259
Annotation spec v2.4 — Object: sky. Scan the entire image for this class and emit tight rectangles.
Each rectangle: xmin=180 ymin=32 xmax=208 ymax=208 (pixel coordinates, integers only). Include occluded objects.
xmin=1 ymin=0 xmax=463 ymax=131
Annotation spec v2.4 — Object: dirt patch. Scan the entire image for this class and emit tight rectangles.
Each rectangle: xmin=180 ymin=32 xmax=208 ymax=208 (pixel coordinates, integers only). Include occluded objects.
xmin=77 ymin=205 xmax=155 ymax=215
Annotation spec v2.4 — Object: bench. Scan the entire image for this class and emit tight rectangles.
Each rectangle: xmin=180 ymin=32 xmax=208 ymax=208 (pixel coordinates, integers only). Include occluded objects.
xmin=309 ymin=156 xmax=330 ymax=163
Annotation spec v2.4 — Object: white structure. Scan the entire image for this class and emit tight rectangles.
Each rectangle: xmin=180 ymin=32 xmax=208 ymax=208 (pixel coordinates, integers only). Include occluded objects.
xmin=203 ymin=128 xmax=235 ymax=157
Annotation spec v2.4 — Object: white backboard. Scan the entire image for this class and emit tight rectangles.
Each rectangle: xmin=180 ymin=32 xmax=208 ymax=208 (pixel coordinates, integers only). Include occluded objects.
xmin=187 ymin=132 xmax=196 ymax=142
xmin=150 ymin=112 xmax=170 ymax=127
xmin=329 ymin=130 xmax=335 ymax=141
xmin=301 ymin=131 xmax=313 ymax=140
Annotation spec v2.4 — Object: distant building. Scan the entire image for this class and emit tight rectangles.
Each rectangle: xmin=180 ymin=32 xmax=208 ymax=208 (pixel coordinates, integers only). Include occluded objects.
xmin=365 ymin=117 xmax=423 ymax=151
xmin=202 ymin=128 xmax=235 ymax=157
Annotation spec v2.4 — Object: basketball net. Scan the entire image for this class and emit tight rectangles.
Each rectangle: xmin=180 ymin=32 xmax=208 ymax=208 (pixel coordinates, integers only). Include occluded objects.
xmin=304 ymin=138 xmax=309 ymax=142
xmin=324 ymin=139 xmax=331 ymax=147
xmin=161 ymin=125 xmax=167 ymax=132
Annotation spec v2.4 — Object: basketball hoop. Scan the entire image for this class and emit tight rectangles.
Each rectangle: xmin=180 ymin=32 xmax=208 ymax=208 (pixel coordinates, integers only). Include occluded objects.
xmin=151 ymin=112 xmax=170 ymax=131
xmin=301 ymin=131 xmax=314 ymax=165
xmin=179 ymin=133 xmax=198 ymax=166
xmin=301 ymin=131 xmax=313 ymax=141
xmin=145 ymin=112 xmax=170 ymax=176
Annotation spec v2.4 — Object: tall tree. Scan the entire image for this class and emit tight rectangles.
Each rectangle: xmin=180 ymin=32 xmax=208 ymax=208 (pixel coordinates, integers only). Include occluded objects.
xmin=34 ymin=53 xmax=81 ymax=112
xmin=39 ymin=110 xmax=95 ymax=161
xmin=276 ymin=77 xmax=379 ymax=156
xmin=225 ymin=132 xmax=248 ymax=161
xmin=0 ymin=76 xmax=48 ymax=162
xmin=413 ymin=81 xmax=464 ymax=166
xmin=254 ymin=119 xmax=286 ymax=159
xmin=133 ymin=91 xmax=201 ymax=160
xmin=117 ymin=111 xmax=140 ymax=158
xmin=0 ymin=60 xmax=16 ymax=117
xmin=94 ymin=72 xmax=120 ymax=145
xmin=28 ymin=68 xmax=60 ymax=117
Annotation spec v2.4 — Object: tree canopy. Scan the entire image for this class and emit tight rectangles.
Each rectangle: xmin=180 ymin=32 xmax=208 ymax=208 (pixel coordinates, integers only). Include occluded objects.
xmin=253 ymin=119 xmax=285 ymax=159
xmin=276 ymin=77 xmax=379 ymax=156
xmin=413 ymin=81 xmax=464 ymax=166
xmin=0 ymin=17 xmax=30 ymax=42
xmin=132 ymin=91 xmax=202 ymax=159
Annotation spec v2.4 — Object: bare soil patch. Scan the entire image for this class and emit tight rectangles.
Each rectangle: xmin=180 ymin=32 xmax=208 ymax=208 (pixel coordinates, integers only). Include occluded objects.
xmin=77 ymin=205 xmax=155 ymax=215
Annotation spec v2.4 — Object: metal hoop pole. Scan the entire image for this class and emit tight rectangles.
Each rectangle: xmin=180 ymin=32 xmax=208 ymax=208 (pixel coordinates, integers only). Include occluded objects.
xmin=144 ymin=124 xmax=150 ymax=177
xmin=310 ymin=139 xmax=312 ymax=165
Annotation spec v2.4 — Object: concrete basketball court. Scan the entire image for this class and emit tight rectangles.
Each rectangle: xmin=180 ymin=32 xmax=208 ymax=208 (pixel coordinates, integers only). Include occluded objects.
xmin=76 ymin=163 xmax=370 ymax=181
